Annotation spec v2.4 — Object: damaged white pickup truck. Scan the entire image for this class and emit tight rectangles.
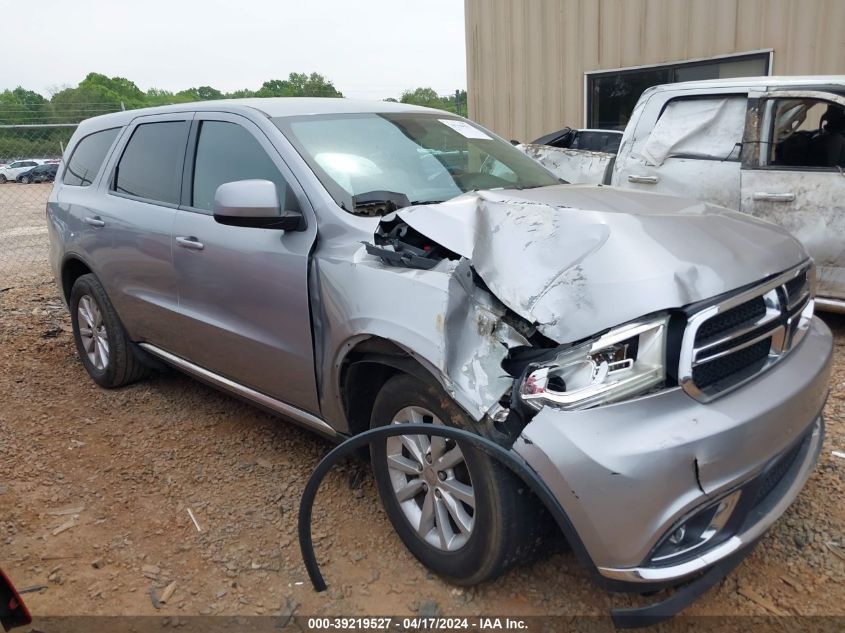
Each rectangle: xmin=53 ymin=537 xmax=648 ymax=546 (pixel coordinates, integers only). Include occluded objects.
xmin=522 ymin=76 xmax=845 ymax=311
xmin=50 ymin=98 xmax=831 ymax=623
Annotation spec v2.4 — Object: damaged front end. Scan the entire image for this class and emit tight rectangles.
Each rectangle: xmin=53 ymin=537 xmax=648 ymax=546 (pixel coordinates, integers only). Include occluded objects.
xmin=308 ymin=183 xmax=831 ymax=624
xmin=355 ymin=182 xmax=809 ymax=437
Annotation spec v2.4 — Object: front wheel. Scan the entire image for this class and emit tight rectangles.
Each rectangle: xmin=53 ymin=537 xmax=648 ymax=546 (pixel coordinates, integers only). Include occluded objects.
xmin=370 ymin=374 xmax=546 ymax=585
xmin=0 ymin=175 xmax=7 ymax=184
xmin=19 ymin=176 xmax=30 ymax=184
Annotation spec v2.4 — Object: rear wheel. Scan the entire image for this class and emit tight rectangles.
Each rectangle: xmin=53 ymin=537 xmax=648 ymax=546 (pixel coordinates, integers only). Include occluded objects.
xmin=69 ymin=273 xmax=149 ymax=388
xmin=370 ymin=373 xmax=546 ymax=585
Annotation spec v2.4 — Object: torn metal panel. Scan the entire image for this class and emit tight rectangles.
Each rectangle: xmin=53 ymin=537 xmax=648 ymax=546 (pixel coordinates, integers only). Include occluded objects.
xmin=394 ymin=184 xmax=807 ymax=344
xmin=519 ymin=143 xmax=613 ymax=184
xmin=639 ymin=97 xmax=746 ymax=167
xmin=314 ymin=249 xmax=525 ymax=426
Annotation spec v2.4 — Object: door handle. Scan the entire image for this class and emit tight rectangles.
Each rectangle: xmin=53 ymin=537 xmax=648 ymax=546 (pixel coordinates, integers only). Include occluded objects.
xmin=627 ymin=174 xmax=659 ymax=184
xmin=83 ymin=216 xmax=105 ymax=228
xmin=175 ymin=236 xmax=205 ymax=251
xmin=752 ymin=192 xmax=795 ymax=202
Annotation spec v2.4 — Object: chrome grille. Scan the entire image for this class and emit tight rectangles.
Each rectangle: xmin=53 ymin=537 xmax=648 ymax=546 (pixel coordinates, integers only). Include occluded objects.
xmin=679 ymin=263 xmax=814 ymax=402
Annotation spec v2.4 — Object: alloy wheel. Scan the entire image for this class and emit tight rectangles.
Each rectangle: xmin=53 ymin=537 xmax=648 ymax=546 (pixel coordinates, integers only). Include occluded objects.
xmin=77 ymin=295 xmax=109 ymax=370
xmin=386 ymin=406 xmax=476 ymax=551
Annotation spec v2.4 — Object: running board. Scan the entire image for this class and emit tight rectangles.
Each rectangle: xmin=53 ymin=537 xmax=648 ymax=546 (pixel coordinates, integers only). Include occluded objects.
xmin=815 ymin=296 xmax=845 ymax=314
xmin=138 ymin=343 xmax=337 ymax=438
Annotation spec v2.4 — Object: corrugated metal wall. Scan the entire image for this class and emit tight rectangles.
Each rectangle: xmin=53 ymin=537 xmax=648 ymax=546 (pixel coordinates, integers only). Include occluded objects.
xmin=465 ymin=0 xmax=845 ymax=141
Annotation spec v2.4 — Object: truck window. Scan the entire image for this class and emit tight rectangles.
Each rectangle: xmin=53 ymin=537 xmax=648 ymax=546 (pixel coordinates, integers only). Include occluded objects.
xmin=640 ymin=96 xmax=746 ymax=166
xmin=768 ymin=98 xmax=845 ymax=169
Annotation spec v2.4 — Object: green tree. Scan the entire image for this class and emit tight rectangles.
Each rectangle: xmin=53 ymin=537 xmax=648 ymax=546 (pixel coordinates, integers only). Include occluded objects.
xmin=257 ymin=73 xmax=342 ymax=98
xmin=174 ymin=86 xmax=224 ymax=102
xmin=50 ymin=72 xmax=146 ymax=120
xmin=398 ymin=88 xmax=467 ymax=115
xmin=400 ymin=87 xmax=443 ymax=108
xmin=145 ymin=88 xmax=176 ymax=106
xmin=0 ymin=87 xmax=49 ymax=124
xmin=227 ymin=88 xmax=257 ymax=99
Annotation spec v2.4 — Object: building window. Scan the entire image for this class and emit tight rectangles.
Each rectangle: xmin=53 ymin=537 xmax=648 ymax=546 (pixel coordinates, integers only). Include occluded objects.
xmin=586 ymin=52 xmax=770 ymax=130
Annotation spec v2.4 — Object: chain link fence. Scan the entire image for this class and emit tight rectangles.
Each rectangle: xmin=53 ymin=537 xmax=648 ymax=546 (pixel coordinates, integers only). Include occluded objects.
xmin=0 ymin=123 xmax=77 ymax=288
xmin=0 ymin=90 xmax=469 ymax=289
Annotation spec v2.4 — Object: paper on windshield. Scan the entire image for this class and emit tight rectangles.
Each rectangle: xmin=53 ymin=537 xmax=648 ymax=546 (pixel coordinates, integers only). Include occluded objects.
xmin=439 ymin=119 xmax=493 ymax=140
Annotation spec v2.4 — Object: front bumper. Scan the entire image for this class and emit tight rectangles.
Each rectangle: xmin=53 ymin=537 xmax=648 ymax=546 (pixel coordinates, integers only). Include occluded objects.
xmin=514 ymin=316 xmax=832 ymax=586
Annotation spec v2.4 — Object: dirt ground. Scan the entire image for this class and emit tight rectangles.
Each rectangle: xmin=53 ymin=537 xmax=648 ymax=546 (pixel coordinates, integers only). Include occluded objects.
xmin=1 ymin=277 xmax=844 ymax=625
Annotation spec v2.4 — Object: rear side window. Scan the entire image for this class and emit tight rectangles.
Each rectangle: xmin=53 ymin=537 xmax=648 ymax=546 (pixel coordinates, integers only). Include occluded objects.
xmin=114 ymin=121 xmax=189 ymax=204
xmin=191 ymin=120 xmax=298 ymax=212
xmin=64 ymin=128 xmax=120 ymax=186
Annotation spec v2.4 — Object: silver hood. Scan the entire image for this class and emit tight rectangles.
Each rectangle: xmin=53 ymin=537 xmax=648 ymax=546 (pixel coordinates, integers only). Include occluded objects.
xmin=391 ymin=184 xmax=808 ymax=343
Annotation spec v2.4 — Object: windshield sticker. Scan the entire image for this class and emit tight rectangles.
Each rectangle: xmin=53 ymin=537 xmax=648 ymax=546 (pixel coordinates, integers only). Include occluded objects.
xmin=439 ymin=119 xmax=493 ymax=140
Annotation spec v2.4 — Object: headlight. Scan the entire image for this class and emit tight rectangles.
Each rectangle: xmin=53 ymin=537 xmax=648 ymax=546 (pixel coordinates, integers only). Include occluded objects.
xmin=518 ymin=315 xmax=668 ymax=411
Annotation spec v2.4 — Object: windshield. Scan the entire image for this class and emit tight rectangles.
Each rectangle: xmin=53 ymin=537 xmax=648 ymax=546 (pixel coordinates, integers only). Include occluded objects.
xmin=274 ymin=112 xmax=560 ymax=214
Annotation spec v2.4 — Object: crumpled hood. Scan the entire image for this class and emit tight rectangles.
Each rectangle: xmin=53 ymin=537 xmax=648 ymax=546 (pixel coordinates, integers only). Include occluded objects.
xmin=390 ymin=184 xmax=808 ymax=343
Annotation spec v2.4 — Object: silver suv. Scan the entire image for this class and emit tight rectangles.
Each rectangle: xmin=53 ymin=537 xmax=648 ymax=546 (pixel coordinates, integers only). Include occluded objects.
xmin=48 ymin=99 xmax=831 ymax=611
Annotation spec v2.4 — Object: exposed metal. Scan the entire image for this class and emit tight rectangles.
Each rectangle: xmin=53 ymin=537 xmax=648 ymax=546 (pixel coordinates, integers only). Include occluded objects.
xmin=518 ymin=143 xmax=614 ymax=184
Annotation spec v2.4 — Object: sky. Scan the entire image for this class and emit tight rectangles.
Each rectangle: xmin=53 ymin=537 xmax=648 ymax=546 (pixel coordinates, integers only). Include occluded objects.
xmin=3 ymin=0 xmax=467 ymax=101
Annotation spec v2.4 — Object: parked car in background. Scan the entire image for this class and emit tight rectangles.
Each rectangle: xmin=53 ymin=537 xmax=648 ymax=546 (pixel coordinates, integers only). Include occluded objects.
xmin=0 ymin=159 xmax=43 ymax=183
xmin=520 ymin=76 xmax=845 ymax=312
xmin=17 ymin=163 xmax=58 ymax=184
xmin=48 ymin=98 xmax=830 ymax=622
xmin=0 ymin=568 xmax=31 ymax=630
xmin=532 ymin=127 xmax=622 ymax=153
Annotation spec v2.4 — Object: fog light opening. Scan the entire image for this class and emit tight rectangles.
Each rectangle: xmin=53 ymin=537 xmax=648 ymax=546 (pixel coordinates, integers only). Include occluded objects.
xmin=651 ymin=490 xmax=742 ymax=563
xmin=668 ymin=525 xmax=686 ymax=546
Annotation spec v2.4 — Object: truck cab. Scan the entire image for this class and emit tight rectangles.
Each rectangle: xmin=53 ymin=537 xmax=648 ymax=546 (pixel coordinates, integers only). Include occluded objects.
xmin=523 ymin=76 xmax=845 ymax=311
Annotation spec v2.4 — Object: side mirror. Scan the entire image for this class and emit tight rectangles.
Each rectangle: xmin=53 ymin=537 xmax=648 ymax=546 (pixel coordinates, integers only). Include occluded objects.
xmin=213 ymin=179 xmax=305 ymax=231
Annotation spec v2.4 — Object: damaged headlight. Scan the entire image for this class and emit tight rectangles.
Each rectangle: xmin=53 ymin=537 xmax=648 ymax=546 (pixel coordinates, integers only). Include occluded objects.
xmin=518 ymin=315 xmax=668 ymax=411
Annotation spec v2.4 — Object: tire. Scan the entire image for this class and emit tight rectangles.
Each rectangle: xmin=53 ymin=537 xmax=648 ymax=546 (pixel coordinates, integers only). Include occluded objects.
xmin=20 ymin=176 xmax=30 ymax=184
xmin=0 ymin=175 xmax=6 ymax=184
xmin=69 ymin=273 xmax=150 ymax=388
xmin=370 ymin=373 xmax=546 ymax=585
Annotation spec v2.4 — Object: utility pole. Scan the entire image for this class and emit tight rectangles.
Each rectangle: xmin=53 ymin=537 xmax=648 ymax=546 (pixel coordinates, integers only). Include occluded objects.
xmin=455 ymin=89 xmax=461 ymax=116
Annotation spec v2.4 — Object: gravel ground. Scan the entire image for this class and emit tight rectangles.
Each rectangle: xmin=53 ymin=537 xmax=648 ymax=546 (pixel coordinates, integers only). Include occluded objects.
xmin=1 ymin=278 xmax=844 ymax=625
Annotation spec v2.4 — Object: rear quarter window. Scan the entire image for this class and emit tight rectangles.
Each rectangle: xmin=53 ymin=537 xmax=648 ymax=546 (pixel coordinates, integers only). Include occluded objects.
xmin=113 ymin=121 xmax=189 ymax=204
xmin=63 ymin=128 xmax=120 ymax=187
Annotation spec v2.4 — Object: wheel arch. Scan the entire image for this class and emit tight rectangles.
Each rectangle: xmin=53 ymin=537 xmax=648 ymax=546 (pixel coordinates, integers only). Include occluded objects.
xmin=60 ymin=255 xmax=94 ymax=303
xmin=338 ymin=335 xmax=449 ymax=438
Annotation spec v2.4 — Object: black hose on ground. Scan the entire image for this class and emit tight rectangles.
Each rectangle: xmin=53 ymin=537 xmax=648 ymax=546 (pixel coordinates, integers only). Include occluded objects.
xmin=297 ymin=422 xmax=583 ymax=592
xmin=295 ymin=422 xmax=737 ymax=628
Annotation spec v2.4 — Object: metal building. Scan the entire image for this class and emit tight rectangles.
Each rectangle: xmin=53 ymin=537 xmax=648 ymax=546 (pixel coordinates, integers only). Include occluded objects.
xmin=464 ymin=0 xmax=845 ymax=141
